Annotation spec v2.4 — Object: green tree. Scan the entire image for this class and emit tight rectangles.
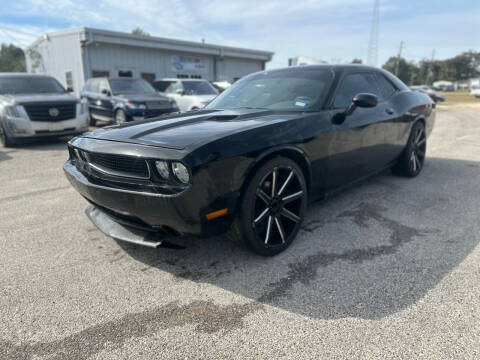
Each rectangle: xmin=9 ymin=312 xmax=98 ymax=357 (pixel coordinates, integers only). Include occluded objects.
xmin=0 ymin=43 xmax=26 ymax=72
xmin=382 ymin=56 xmax=417 ymax=85
xmin=131 ymin=28 xmax=150 ymax=36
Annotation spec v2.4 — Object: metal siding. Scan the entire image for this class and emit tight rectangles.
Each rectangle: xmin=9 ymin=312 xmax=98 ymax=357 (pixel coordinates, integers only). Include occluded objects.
xmin=87 ymin=44 xmax=215 ymax=81
xmin=26 ymin=33 xmax=84 ymax=96
xmin=223 ymin=57 xmax=264 ymax=83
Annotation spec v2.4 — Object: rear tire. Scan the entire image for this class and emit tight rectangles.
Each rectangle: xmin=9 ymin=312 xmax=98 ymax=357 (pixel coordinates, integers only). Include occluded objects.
xmin=393 ymin=121 xmax=426 ymax=177
xmin=237 ymin=157 xmax=307 ymax=256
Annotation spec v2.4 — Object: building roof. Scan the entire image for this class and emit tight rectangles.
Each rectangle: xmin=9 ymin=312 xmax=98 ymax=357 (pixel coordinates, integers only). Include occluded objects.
xmin=26 ymin=27 xmax=274 ymax=62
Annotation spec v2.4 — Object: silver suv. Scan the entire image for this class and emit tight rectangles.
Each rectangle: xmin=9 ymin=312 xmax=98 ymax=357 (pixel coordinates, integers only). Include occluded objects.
xmin=0 ymin=73 xmax=88 ymax=147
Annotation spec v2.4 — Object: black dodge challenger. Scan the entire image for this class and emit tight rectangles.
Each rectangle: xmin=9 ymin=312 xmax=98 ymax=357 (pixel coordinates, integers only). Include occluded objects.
xmin=64 ymin=65 xmax=435 ymax=256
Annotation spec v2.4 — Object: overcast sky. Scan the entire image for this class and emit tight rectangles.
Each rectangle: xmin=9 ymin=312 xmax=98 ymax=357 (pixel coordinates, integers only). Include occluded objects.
xmin=0 ymin=0 xmax=478 ymax=68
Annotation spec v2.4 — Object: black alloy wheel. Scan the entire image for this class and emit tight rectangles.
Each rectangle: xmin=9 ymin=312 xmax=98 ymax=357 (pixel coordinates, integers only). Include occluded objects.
xmin=394 ymin=121 xmax=427 ymax=177
xmin=239 ymin=157 xmax=307 ymax=256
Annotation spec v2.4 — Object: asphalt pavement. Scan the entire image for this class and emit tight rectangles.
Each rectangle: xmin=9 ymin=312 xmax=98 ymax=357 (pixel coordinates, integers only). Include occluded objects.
xmin=1 ymin=105 xmax=479 ymax=359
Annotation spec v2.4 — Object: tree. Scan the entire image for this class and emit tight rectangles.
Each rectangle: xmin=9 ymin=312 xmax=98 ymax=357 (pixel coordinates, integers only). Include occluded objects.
xmin=131 ymin=28 xmax=150 ymax=36
xmin=0 ymin=43 xmax=26 ymax=72
xmin=351 ymin=58 xmax=363 ymax=64
xmin=382 ymin=56 xmax=416 ymax=85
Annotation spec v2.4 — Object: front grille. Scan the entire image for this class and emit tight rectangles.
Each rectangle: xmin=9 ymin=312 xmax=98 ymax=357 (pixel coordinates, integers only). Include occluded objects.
xmin=74 ymin=149 xmax=150 ymax=179
xmin=146 ymin=101 xmax=171 ymax=110
xmin=24 ymin=102 xmax=76 ymax=122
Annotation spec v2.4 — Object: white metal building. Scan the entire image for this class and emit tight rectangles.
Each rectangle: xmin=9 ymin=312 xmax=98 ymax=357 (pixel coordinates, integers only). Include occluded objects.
xmin=25 ymin=27 xmax=274 ymax=95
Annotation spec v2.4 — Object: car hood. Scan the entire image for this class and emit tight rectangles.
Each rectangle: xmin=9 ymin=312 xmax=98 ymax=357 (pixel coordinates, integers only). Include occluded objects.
xmin=0 ymin=93 xmax=77 ymax=105
xmin=115 ymin=94 xmax=170 ymax=102
xmin=82 ymin=109 xmax=298 ymax=150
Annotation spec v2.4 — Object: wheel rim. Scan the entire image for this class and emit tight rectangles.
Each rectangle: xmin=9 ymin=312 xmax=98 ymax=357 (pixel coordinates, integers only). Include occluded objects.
xmin=410 ymin=126 xmax=426 ymax=173
xmin=116 ymin=111 xmax=126 ymax=124
xmin=252 ymin=166 xmax=304 ymax=248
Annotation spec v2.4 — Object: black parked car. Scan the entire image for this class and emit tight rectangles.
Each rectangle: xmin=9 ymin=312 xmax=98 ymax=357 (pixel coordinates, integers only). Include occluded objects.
xmin=81 ymin=78 xmax=178 ymax=126
xmin=64 ymin=65 xmax=435 ymax=256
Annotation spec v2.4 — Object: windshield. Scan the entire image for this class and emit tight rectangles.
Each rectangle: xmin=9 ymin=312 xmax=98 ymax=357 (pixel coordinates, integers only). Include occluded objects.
xmin=152 ymin=81 xmax=174 ymax=92
xmin=182 ymin=81 xmax=218 ymax=95
xmin=206 ymin=68 xmax=333 ymax=111
xmin=109 ymin=79 xmax=156 ymax=95
xmin=0 ymin=76 xmax=66 ymax=95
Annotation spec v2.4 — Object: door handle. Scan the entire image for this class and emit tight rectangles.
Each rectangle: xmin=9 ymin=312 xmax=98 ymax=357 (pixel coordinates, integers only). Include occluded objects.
xmin=386 ymin=108 xmax=394 ymax=115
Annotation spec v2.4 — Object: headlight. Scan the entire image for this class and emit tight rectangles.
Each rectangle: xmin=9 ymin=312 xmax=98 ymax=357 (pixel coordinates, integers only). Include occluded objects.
xmin=126 ymin=102 xmax=146 ymax=109
xmin=155 ymin=160 xmax=170 ymax=179
xmin=172 ymin=162 xmax=190 ymax=184
xmin=4 ymin=105 xmax=21 ymax=118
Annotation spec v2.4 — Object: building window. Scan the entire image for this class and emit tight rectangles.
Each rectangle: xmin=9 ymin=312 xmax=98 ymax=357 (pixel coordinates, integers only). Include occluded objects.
xmin=176 ymin=74 xmax=189 ymax=79
xmin=65 ymin=71 xmax=73 ymax=90
xmin=118 ymin=70 xmax=133 ymax=78
xmin=92 ymin=70 xmax=109 ymax=78
xmin=141 ymin=73 xmax=156 ymax=83
xmin=190 ymin=74 xmax=202 ymax=79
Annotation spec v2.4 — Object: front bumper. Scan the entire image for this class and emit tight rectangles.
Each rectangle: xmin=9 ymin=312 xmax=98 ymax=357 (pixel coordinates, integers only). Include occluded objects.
xmin=3 ymin=114 xmax=89 ymax=138
xmin=63 ymin=161 xmax=235 ymax=238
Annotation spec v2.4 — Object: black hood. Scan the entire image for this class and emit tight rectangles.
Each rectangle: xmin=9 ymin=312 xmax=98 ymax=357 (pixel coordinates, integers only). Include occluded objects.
xmin=82 ymin=109 xmax=299 ymax=150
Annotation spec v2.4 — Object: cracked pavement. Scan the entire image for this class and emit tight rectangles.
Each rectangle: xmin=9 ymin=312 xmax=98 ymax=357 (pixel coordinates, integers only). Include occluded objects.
xmin=1 ymin=106 xmax=480 ymax=359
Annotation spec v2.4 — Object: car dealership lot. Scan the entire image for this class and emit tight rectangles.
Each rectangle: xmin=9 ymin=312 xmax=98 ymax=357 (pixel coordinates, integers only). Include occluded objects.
xmin=1 ymin=106 xmax=480 ymax=359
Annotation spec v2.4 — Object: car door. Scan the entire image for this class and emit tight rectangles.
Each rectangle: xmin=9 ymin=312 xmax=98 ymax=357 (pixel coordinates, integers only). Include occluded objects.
xmin=326 ymin=72 xmax=387 ymax=188
xmin=97 ymin=79 xmax=114 ymax=120
xmin=371 ymin=72 xmax=403 ymax=166
xmin=85 ymin=79 xmax=105 ymax=120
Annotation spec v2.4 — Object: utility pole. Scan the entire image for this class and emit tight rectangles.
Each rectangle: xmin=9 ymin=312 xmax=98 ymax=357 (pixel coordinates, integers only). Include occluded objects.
xmin=426 ymin=49 xmax=436 ymax=85
xmin=367 ymin=0 xmax=380 ymax=66
xmin=395 ymin=41 xmax=404 ymax=76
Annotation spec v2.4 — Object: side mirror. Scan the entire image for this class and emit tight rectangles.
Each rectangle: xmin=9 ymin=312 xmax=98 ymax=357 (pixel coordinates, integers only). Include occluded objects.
xmin=66 ymin=87 xmax=74 ymax=93
xmin=101 ymin=89 xmax=111 ymax=96
xmin=175 ymin=89 xmax=185 ymax=96
xmin=345 ymin=93 xmax=378 ymax=116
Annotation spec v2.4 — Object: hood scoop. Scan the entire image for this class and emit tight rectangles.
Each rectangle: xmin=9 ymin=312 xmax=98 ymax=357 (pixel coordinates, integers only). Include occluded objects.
xmin=205 ymin=115 xmax=239 ymax=121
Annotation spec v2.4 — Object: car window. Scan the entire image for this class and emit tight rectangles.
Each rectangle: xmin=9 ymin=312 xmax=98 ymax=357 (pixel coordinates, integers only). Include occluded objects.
xmin=0 ymin=76 xmax=66 ymax=95
xmin=83 ymin=80 xmax=92 ymax=92
xmin=168 ymin=81 xmax=183 ymax=94
xmin=152 ymin=81 xmax=174 ymax=92
xmin=109 ymin=79 xmax=156 ymax=95
xmin=89 ymin=79 xmax=100 ymax=93
xmin=333 ymin=72 xmax=379 ymax=109
xmin=374 ymin=73 xmax=396 ymax=100
xmin=206 ymin=68 xmax=333 ymax=112
xmin=181 ymin=81 xmax=218 ymax=95
xmin=99 ymin=79 xmax=110 ymax=94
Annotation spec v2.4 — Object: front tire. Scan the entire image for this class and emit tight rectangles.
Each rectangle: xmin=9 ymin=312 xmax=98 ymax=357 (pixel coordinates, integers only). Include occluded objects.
xmin=88 ymin=110 xmax=96 ymax=126
xmin=394 ymin=121 xmax=426 ymax=177
xmin=238 ymin=157 xmax=307 ymax=256
xmin=0 ymin=123 xmax=15 ymax=147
